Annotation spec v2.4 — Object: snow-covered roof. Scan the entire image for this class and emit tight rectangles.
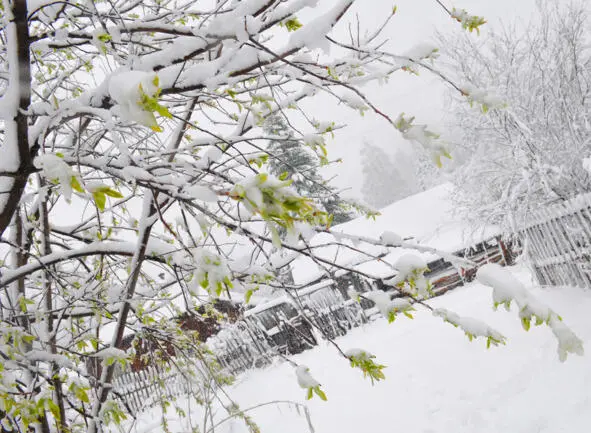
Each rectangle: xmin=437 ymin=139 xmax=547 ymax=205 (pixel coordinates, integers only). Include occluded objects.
xmin=292 ymin=182 xmax=500 ymax=284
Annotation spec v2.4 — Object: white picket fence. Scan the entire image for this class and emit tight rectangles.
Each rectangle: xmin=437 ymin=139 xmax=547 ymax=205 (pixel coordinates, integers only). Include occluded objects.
xmin=519 ymin=192 xmax=591 ymax=288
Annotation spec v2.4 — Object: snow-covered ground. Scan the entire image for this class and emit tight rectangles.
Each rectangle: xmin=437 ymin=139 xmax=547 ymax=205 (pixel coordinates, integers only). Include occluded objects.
xmin=125 ymin=266 xmax=591 ymax=433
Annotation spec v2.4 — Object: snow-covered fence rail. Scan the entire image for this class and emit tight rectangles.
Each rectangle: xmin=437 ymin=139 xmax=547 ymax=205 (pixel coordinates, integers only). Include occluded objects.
xmin=519 ymin=192 xmax=591 ymax=288
xmin=113 ymin=365 xmax=192 ymax=414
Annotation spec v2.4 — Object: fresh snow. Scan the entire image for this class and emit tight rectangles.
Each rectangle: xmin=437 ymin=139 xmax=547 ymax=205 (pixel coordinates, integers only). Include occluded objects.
xmin=394 ymin=253 xmax=428 ymax=274
xmin=95 ymin=347 xmax=127 ymax=360
xmin=295 ymin=365 xmax=321 ymax=389
xmin=109 ymin=71 xmax=160 ymax=128
xmin=379 ymin=230 xmax=403 ymax=247
xmin=34 ymin=154 xmax=78 ymax=200
xmin=288 ymin=0 xmax=354 ymax=53
xmin=120 ymin=266 xmax=591 ymax=433
xmin=185 ymin=185 xmax=218 ymax=203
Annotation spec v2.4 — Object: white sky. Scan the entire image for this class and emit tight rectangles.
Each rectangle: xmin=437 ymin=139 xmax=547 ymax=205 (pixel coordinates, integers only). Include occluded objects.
xmin=302 ymin=0 xmax=546 ymax=198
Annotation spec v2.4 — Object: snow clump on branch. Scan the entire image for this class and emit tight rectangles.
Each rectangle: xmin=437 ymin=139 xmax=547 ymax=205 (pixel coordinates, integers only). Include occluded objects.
xmin=477 ymin=264 xmax=584 ymax=361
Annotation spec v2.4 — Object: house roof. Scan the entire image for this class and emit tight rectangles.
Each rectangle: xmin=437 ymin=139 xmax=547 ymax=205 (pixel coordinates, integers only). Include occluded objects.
xmin=291 ymin=182 xmax=501 ymax=285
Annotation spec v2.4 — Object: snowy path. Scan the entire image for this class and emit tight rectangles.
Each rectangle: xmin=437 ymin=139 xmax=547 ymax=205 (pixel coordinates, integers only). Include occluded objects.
xmin=128 ymin=267 xmax=591 ymax=433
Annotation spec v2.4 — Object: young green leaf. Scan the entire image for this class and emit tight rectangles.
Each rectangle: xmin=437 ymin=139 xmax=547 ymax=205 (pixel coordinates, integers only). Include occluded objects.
xmin=92 ymin=191 xmax=107 ymax=211
xmin=71 ymin=176 xmax=84 ymax=193
xmin=313 ymin=386 xmax=327 ymax=401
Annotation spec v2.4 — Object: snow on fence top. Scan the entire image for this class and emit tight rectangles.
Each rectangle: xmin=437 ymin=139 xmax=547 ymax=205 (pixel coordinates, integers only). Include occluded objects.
xmin=292 ymin=183 xmax=501 ymax=284
xmin=519 ymin=191 xmax=591 ymax=230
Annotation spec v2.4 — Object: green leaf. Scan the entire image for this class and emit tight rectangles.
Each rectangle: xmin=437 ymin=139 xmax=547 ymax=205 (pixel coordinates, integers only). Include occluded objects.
xmin=434 ymin=155 xmax=442 ymax=168
xmin=46 ymin=398 xmax=61 ymax=421
xmin=521 ymin=316 xmax=531 ymax=332
xmin=91 ymin=186 xmax=123 ymax=209
xmin=154 ymin=103 xmax=173 ymax=119
xmin=284 ymin=18 xmax=303 ymax=32
xmin=223 ymin=276 xmax=234 ymax=289
xmin=245 ymin=289 xmax=254 ymax=304
xmin=270 ymin=225 xmax=282 ymax=249
xmin=71 ymin=176 xmax=84 ymax=193
xmin=137 ymin=81 xmax=170 ymax=130
xmin=306 ymin=387 xmax=313 ymax=400
xmin=348 ymin=352 xmax=387 ymax=385
xmin=313 ymin=386 xmax=327 ymax=401
xmin=102 ymin=188 xmax=123 ymax=198
xmin=18 ymin=296 xmax=34 ymax=312
xmin=97 ymin=33 xmax=112 ymax=43
xmin=256 ymin=173 xmax=268 ymax=185
xmin=92 ymin=191 xmax=106 ymax=211
xmin=387 ymin=311 xmax=396 ymax=323
xmin=74 ymin=386 xmax=90 ymax=403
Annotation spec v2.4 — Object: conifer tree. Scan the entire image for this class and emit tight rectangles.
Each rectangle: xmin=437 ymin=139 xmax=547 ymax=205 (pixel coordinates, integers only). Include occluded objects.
xmin=265 ymin=115 xmax=353 ymax=225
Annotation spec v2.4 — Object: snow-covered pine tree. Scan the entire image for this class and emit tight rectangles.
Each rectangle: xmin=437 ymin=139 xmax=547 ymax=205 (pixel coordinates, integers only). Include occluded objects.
xmin=361 ymin=142 xmax=418 ymax=209
xmin=265 ymin=115 xmax=353 ymax=225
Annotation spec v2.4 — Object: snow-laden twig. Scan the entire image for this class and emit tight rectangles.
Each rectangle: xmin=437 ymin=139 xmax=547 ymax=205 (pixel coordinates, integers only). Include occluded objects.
xmin=477 ymin=264 xmax=584 ymax=361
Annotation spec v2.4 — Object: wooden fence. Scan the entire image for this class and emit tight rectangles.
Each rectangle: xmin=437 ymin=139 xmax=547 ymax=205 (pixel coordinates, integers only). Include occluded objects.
xmin=113 ymin=365 xmax=193 ymax=414
xmin=207 ymin=320 xmax=275 ymax=374
xmin=519 ymin=192 xmax=591 ymax=288
xmin=210 ymin=281 xmax=368 ymax=375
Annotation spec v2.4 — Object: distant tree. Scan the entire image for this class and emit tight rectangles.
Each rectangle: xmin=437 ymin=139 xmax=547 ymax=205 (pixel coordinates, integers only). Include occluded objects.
xmin=265 ymin=115 xmax=354 ymax=225
xmin=444 ymin=2 xmax=591 ymax=229
xmin=361 ymin=142 xmax=418 ymax=209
